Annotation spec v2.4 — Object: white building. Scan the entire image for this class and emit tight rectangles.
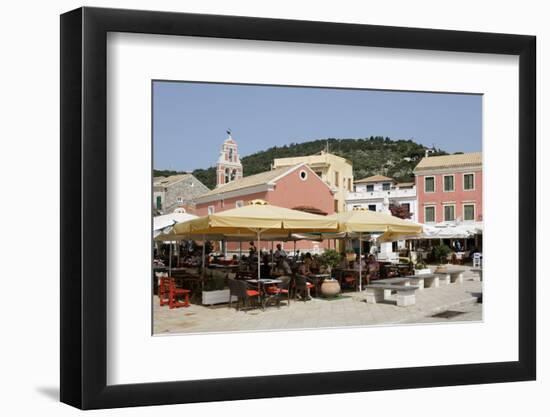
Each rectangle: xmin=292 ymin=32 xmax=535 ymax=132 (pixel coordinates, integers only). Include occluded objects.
xmin=345 ymin=175 xmax=418 ymax=222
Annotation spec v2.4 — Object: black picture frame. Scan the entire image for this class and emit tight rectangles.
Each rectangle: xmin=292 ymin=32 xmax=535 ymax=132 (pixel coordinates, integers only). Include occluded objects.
xmin=60 ymin=6 xmax=536 ymax=410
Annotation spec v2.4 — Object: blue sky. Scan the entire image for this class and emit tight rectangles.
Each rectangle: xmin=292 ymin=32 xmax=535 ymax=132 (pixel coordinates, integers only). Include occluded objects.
xmin=153 ymin=81 xmax=482 ymax=171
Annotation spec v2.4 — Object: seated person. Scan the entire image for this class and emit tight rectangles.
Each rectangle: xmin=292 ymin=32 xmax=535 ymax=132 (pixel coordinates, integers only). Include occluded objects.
xmin=353 ymin=256 xmax=366 ymax=271
xmin=260 ymin=253 xmax=271 ymax=277
xmin=297 ymin=260 xmax=312 ymax=276
xmin=309 ymin=255 xmax=320 ymax=273
xmin=367 ymin=254 xmax=380 ymax=280
xmin=303 ymin=252 xmax=313 ymax=269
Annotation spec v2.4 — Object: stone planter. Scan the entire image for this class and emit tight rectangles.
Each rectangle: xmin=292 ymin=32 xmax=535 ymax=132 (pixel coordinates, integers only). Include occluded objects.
xmin=202 ymin=289 xmax=237 ymax=305
xmin=321 ymin=279 xmax=341 ymax=298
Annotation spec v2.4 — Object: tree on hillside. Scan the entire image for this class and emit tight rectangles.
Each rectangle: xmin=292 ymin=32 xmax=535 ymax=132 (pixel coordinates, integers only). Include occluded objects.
xmin=155 ymin=136 xmax=451 ymax=190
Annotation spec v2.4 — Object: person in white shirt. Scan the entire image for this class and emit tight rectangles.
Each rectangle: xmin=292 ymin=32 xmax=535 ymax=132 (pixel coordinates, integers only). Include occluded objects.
xmin=274 ymin=243 xmax=287 ymax=261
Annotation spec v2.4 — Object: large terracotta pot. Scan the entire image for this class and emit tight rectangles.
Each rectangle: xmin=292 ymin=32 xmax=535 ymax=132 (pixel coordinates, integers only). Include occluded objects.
xmin=321 ymin=279 xmax=341 ymax=298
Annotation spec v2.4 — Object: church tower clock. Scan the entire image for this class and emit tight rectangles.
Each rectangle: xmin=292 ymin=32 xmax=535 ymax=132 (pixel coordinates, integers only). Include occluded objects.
xmin=216 ymin=131 xmax=243 ymax=187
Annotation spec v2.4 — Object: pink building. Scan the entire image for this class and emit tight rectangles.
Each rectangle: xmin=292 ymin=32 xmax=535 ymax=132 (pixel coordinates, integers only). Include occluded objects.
xmin=195 ymin=163 xmax=335 ymax=217
xmin=414 ymin=153 xmax=482 ymax=224
xmin=194 ymin=162 xmax=336 ymax=253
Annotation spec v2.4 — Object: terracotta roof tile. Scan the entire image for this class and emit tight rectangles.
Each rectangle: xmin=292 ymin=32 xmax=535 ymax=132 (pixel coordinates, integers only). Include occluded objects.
xmin=414 ymin=152 xmax=482 ymax=171
xmin=354 ymin=174 xmax=395 ymax=184
xmin=197 ymin=165 xmax=301 ymax=198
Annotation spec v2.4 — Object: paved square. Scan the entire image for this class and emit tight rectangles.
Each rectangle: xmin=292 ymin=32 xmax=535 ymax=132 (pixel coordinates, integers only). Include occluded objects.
xmin=153 ymin=268 xmax=482 ymax=335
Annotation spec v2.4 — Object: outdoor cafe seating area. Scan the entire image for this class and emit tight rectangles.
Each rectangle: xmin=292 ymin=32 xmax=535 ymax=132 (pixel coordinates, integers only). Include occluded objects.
xmin=153 ymin=202 xmax=482 ymax=314
xmin=153 ymin=245 xmax=477 ymax=312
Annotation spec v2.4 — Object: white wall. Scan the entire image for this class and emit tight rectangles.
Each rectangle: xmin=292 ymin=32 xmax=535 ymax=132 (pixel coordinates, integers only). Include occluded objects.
xmin=0 ymin=1 xmax=545 ymax=416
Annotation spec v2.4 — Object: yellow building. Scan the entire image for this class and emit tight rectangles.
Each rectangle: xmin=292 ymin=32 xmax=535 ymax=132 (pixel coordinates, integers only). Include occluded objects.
xmin=272 ymin=151 xmax=353 ymax=212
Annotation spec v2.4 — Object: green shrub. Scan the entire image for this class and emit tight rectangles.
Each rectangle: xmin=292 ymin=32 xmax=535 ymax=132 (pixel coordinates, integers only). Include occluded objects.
xmin=319 ymin=249 xmax=342 ymax=269
xmin=432 ymin=244 xmax=451 ymax=264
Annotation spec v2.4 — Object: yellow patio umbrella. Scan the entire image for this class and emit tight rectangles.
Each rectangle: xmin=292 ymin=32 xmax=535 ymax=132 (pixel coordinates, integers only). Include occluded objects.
xmin=328 ymin=210 xmax=423 ymax=235
xmin=327 ymin=210 xmax=422 ymax=291
xmin=173 ymin=203 xmax=337 ymax=235
xmin=165 ymin=202 xmax=338 ymax=284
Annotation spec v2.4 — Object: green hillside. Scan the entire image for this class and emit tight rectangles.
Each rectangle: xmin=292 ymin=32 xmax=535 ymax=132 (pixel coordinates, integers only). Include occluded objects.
xmin=154 ymin=137 xmax=448 ymax=190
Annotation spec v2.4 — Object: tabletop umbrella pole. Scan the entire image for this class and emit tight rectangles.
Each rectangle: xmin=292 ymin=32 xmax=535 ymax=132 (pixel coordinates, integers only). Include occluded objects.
xmin=202 ymin=234 xmax=206 ymax=293
xmin=169 ymin=242 xmax=172 ymax=276
xmin=257 ymin=231 xmax=261 ymax=280
xmin=358 ymin=232 xmax=362 ymax=292
xmin=256 ymin=230 xmax=262 ymax=304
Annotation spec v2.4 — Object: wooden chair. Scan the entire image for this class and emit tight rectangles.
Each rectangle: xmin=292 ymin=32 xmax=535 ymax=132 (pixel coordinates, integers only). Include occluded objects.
xmin=168 ymin=277 xmax=191 ymax=309
xmin=158 ymin=273 xmax=170 ymax=307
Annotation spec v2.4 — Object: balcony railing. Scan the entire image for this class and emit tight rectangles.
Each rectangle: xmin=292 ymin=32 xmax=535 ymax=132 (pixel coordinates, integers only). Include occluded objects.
xmin=347 ymin=188 xmax=416 ymax=200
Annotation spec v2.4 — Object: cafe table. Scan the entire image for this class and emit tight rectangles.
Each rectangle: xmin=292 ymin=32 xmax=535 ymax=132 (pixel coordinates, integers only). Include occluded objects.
xmin=209 ymin=263 xmax=239 ymax=269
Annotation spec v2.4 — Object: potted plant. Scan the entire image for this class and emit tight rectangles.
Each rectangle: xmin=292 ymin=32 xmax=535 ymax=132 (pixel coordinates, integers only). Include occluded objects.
xmin=413 ymin=260 xmax=431 ymax=275
xmin=345 ymin=250 xmax=356 ymax=262
xmin=432 ymin=244 xmax=451 ymax=273
xmin=318 ymin=249 xmax=342 ymax=297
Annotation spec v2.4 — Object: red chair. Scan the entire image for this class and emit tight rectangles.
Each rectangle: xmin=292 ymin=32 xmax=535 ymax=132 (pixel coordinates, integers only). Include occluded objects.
xmin=265 ymin=277 xmax=291 ymax=307
xmin=343 ymin=274 xmax=356 ymax=288
xmin=158 ymin=275 xmax=170 ymax=307
xmin=168 ymin=278 xmax=191 ymax=309
xmin=228 ymin=279 xmax=260 ymax=311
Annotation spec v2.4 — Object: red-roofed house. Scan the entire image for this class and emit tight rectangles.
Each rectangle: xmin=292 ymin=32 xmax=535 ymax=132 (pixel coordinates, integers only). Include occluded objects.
xmin=195 ymin=163 xmax=335 ymax=218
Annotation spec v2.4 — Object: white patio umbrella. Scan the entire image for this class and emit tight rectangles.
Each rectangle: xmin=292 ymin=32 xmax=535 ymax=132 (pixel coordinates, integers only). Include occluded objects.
xmin=153 ymin=212 xmax=198 ymax=237
xmin=153 ymin=212 xmax=198 ymax=275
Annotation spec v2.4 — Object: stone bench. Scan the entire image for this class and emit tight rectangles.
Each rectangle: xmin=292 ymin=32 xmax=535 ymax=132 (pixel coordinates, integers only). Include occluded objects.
xmin=374 ymin=277 xmax=412 ymax=296
xmin=434 ymin=269 xmax=465 ymax=284
xmin=365 ymin=284 xmax=419 ymax=307
xmin=470 ymin=268 xmax=483 ymax=282
xmin=400 ymin=273 xmax=439 ymax=289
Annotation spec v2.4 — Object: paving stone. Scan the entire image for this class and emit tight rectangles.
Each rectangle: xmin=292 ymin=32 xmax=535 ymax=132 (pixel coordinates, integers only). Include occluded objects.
xmin=153 ymin=268 xmax=482 ymax=334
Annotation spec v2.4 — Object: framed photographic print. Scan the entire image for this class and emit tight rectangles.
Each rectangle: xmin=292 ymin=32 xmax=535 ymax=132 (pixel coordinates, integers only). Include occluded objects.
xmin=60 ymin=6 xmax=536 ymax=410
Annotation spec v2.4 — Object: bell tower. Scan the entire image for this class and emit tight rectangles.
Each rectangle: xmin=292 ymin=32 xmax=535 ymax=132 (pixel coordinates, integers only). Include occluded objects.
xmin=216 ymin=130 xmax=243 ymax=187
